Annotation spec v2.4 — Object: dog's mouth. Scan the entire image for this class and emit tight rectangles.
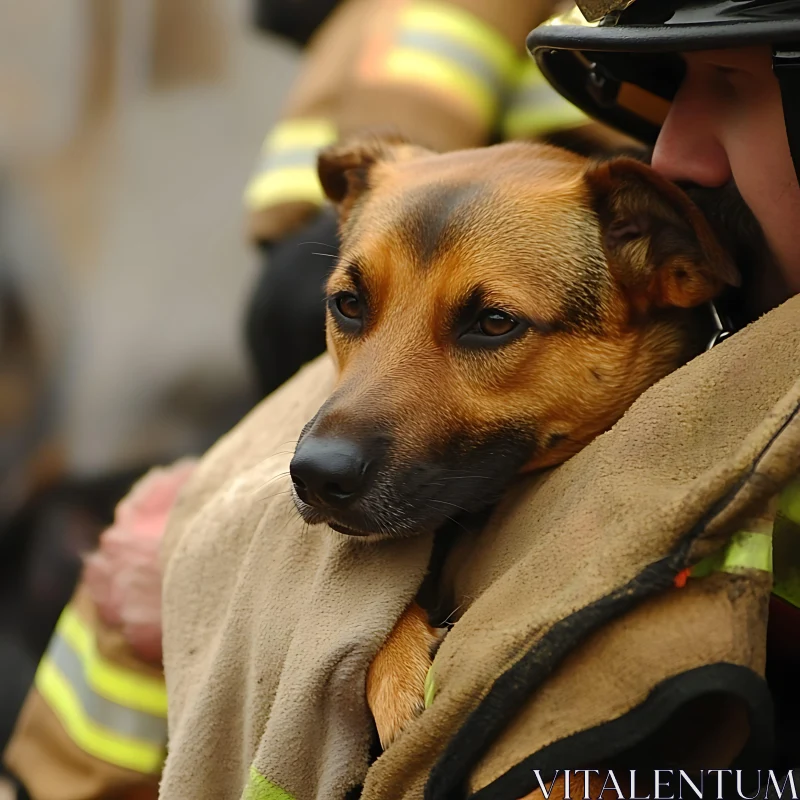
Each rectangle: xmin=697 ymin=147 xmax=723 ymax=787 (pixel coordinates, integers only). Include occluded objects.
xmin=290 ymin=482 xmax=448 ymax=539
xmin=290 ymin=428 xmax=537 ymax=538
xmin=327 ymin=520 xmax=373 ymax=537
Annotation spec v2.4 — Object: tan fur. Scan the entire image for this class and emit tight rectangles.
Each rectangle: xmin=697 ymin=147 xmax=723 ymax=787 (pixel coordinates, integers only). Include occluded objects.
xmin=312 ymin=137 xmax=739 ymax=749
xmin=365 ymin=601 xmax=442 ymax=749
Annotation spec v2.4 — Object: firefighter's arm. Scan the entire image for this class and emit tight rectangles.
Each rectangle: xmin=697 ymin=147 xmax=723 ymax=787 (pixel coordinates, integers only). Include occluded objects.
xmin=1 ymin=461 xmax=196 ymax=800
xmin=244 ymin=0 xmax=574 ymax=244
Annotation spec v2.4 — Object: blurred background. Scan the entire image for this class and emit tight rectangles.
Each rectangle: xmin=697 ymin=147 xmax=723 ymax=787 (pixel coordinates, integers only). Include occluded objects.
xmin=0 ymin=0 xmax=314 ymax=692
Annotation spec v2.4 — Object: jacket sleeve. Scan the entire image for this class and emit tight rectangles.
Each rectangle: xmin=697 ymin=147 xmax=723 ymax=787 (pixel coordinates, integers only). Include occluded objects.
xmin=244 ymin=0 xmax=575 ymax=243
xmin=2 ymin=585 xmax=166 ymax=800
xmin=0 ymin=460 xmax=196 ymax=800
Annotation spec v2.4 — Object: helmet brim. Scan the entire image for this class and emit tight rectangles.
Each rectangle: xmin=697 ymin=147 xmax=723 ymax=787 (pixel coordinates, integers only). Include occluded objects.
xmin=529 ymin=18 xmax=800 ymax=55
xmin=527 ymin=7 xmax=800 ymax=145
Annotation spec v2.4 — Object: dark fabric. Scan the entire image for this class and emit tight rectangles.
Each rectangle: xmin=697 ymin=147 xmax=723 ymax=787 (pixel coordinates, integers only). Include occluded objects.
xmin=244 ymin=206 xmax=339 ymax=398
xmin=767 ymin=597 xmax=800 ymax=776
xmin=0 ymin=636 xmax=35 ymax=755
xmin=773 ymin=45 xmax=800 ymax=188
xmin=251 ymin=0 xmax=342 ymax=47
xmin=469 ymin=665 xmax=775 ymax=800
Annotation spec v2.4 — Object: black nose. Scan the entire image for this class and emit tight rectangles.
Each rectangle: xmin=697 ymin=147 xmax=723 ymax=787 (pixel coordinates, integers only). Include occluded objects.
xmin=290 ymin=437 xmax=370 ymax=508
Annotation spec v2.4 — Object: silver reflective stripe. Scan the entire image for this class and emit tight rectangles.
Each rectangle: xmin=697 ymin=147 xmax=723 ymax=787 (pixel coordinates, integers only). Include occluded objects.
xmin=257 ymin=147 xmax=323 ymax=173
xmin=396 ymin=30 xmax=506 ymax=97
xmin=48 ymin=634 xmax=167 ymax=745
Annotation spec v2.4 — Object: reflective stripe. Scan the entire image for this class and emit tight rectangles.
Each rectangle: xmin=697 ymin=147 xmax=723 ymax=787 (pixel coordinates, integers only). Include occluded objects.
xmin=382 ymin=48 xmax=498 ymax=123
xmin=398 ymin=31 xmax=502 ymax=96
xmin=245 ymin=167 xmax=329 ymax=210
xmin=398 ymin=3 xmax=516 ymax=80
xmin=34 ymin=604 xmax=167 ymax=774
xmin=424 ymin=663 xmax=436 ymax=709
xmin=366 ymin=1 xmax=517 ymax=126
xmin=258 ymin=147 xmax=325 ymax=172
xmin=501 ymin=58 xmax=588 ymax=139
xmin=680 ymin=482 xmax=800 ymax=612
xmin=242 ymin=766 xmax=296 ymax=800
xmin=36 ymin=661 xmax=166 ymax=774
xmin=47 ymin=635 xmax=167 ymax=743
xmin=58 ymin=606 xmax=167 ymax=717
xmin=244 ymin=119 xmax=337 ymax=211
xmin=264 ymin=119 xmax=337 ymax=152
xmin=690 ymin=531 xmax=773 ymax=579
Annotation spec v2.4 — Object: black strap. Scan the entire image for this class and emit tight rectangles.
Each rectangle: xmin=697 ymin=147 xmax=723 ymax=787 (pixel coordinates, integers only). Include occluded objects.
xmin=773 ymin=44 xmax=800 ymax=186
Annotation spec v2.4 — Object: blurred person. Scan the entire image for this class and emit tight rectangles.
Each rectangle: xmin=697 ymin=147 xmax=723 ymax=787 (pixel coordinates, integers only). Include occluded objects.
xmin=0 ymin=2 xmax=294 ymax=795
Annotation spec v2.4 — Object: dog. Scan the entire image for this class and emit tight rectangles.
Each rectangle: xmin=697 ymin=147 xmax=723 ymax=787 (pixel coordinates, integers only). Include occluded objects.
xmin=287 ymin=135 xmax=740 ymax=751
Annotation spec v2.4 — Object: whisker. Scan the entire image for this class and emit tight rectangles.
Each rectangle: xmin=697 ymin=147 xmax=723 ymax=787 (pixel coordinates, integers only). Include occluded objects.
xmin=421 ymin=503 xmax=470 ymax=535
xmin=257 ymin=488 xmax=293 ymax=503
xmin=427 ymin=498 xmax=469 ymax=514
xmin=440 ymin=512 xmax=470 ymax=535
xmin=434 ymin=474 xmax=493 ymax=482
xmin=250 ymin=471 xmax=292 ymax=496
xmin=441 ymin=601 xmax=466 ymax=627
xmin=298 ymin=240 xmax=339 ymax=251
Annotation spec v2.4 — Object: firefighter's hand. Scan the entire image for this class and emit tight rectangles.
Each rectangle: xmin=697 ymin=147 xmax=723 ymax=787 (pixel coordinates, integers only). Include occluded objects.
xmin=83 ymin=459 xmax=198 ymax=664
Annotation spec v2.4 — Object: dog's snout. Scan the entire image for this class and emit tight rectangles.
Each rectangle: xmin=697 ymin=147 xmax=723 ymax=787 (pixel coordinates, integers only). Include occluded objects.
xmin=290 ymin=437 xmax=371 ymax=508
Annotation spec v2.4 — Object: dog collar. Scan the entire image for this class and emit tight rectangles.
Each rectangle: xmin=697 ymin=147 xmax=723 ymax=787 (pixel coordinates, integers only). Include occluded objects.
xmin=706 ymin=299 xmax=736 ymax=351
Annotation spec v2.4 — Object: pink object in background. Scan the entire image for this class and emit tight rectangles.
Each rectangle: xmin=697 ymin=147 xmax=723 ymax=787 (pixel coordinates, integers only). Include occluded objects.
xmin=83 ymin=458 xmax=198 ymax=664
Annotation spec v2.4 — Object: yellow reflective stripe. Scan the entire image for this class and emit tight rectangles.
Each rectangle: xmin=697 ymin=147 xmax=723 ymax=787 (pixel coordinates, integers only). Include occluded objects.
xmin=58 ymin=606 xmax=167 ymax=718
xmin=399 ymin=2 xmax=517 ymax=83
xmin=383 ymin=48 xmax=496 ymax=124
xmin=778 ymin=476 xmax=800 ymax=524
xmin=424 ymin=663 xmax=436 ymax=709
xmin=245 ymin=118 xmax=337 ymax=211
xmin=367 ymin=1 xmax=516 ymax=125
xmin=718 ymin=531 xmax=772 ymax=573
xmin=262 ymin=119 xmax=337 ymax=153
xmin=36 ymin=659 xmax=165 ymax=774
xmin=245 ymin=167 xmax=327 ymax=210
xmin=690 ymin=531 xmax=773 ymax=579
xmin=242 ymin=766 xmax=297 ymax=800
xmin=501 ymin=58 xmax=588 ymax=139
xmin=502 ymin=102 xmax=589 ymax=139
xmin=515 ymin=57 xmax=554 ymax=91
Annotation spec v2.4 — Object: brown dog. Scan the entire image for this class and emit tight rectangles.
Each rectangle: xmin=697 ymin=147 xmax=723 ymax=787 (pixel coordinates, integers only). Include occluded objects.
xmin=287 ymin=136 xmax=739 ymax=752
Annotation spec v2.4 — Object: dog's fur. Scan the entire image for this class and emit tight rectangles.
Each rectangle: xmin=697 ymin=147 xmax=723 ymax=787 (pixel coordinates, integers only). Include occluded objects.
xmin=288 ymin=137 xmax=740 ymax=751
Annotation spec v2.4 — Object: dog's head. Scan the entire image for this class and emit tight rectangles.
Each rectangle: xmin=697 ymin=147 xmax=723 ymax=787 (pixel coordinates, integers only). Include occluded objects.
xmin=289 ymin=137 xmax=739 ymax=538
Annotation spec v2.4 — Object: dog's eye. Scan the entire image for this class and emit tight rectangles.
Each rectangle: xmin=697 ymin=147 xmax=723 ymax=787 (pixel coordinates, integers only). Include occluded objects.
xmin=334 ymin=293 xmax=362 ymax=320
xmin=477 ymin=310 xmax=518 ymax=337
xmin=458 ymin=308 xmax=526 ymax=348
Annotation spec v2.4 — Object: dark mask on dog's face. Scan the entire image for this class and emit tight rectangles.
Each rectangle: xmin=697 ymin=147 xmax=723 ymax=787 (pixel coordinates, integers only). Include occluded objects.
xmin=288 ymin=138 xmax=740 ymax=538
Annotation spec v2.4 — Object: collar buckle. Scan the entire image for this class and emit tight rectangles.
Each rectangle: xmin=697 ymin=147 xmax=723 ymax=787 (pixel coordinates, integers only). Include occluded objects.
xmin=706 ymin=299 xmax=736 ymax=351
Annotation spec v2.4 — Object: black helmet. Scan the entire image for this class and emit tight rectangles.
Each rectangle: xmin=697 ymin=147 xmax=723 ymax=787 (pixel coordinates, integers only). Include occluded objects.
xmin=527 ymin=1 xmax=800 ymax=180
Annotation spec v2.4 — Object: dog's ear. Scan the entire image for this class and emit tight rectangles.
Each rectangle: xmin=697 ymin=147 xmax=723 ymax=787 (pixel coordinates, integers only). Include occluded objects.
xmin=317 ymin=133 xmax=426 ymax=221
xmin=585 ymin=158 xmax=741 ymax=310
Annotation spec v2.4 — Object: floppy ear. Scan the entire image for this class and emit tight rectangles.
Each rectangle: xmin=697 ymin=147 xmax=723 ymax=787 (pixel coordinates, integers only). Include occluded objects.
xmin=317 ymin=132 xmax=427 ymax=222
xmin=585 ymin=158 xmax=741 ymax=311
